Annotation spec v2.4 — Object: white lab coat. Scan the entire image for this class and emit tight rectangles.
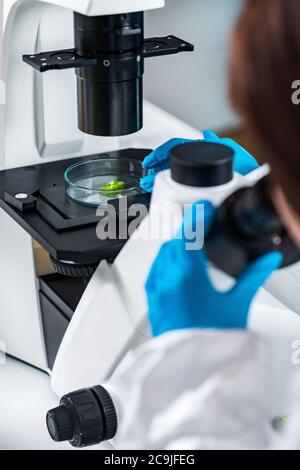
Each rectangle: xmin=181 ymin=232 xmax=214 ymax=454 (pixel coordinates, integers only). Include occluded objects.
xmin=106 ymin=330 xmax=300 ymax=450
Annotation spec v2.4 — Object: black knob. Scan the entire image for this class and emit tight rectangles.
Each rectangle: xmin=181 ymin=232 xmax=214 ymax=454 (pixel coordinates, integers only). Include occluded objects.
xmin=49 ymin=256 xmax=99 ymax=278
xmin=46 ymin=386 xmax=117 ymax=448
xmin=205 ymin=176 xmax=300 ymax=278
xmin=92 ymin=386 xmax=118 ymax=441
xmin=170 ymin=141 xmax=234 ymax=187
xmin=46 ymin=406 xmax=74 ymax=442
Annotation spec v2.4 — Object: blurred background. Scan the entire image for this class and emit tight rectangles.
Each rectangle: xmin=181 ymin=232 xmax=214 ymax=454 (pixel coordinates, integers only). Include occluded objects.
xmin=145 ymin=0 xmax=262 ymax=160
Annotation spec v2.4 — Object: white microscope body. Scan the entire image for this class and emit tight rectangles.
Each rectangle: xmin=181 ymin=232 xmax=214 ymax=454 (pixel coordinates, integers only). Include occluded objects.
xmin=0 ymin=0 xmax=300 ymax=401
xmin=0 ymin=0 xmax=165 ymax=373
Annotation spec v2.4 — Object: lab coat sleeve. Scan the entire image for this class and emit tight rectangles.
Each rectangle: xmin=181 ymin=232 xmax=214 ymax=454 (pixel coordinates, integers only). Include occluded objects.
xmin=105 ymin=330 xmax=277 ymax=450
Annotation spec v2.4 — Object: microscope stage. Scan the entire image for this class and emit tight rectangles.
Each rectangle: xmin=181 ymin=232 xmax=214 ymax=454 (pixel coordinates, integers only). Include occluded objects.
xmin=0 ymin=149 xmax=151 ymax=265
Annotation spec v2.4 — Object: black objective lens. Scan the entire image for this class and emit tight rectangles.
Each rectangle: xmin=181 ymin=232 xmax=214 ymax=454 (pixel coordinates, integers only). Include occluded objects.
xmin=46 ymin=386 xmax=117 ymax=448
xmin=206 ymin=176 xmax=300 ymax=278
xmin=74 ymin=12 xmax=144 ymax=137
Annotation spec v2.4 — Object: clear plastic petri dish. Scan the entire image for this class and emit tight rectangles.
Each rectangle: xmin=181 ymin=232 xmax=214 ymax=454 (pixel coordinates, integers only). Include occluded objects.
xmin=64 ymin=158 xmax=146 ymax=208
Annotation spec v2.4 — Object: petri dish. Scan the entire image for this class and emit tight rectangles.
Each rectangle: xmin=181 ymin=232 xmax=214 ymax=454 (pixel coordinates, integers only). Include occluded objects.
xmin=65 ymin=158 xmax=146 ymax=208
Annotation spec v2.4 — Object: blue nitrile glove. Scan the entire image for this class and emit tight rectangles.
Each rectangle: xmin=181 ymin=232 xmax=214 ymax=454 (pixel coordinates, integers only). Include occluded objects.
xmin=146 ymin=201 xmax=282 ymax=337
xmin=141 ymin=138 xmax=197 ymax=192
xmin=140 ymin=130 xmax=260 ymax=192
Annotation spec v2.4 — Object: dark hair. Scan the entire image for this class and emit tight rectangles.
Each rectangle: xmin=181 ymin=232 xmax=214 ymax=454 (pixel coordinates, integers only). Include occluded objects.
xmin=230 ymin=0 xmax=300 ymax=215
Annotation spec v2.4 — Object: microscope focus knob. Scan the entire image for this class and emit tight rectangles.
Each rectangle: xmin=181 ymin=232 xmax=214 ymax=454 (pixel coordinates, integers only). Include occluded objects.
xmin=170 ymin=141 xmax=234 ymax=188
xmin=46 ymin=406 xmax=74 ymax=443
xmin=46 ymin=386 xmax=117 ymax=448
xmin=49 ymin=256 xmax=99 ymax=279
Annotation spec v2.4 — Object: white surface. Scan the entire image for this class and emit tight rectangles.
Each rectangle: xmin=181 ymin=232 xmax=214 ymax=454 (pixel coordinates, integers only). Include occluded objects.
xmin=3 ymin=0 xmax=164 ymax=19
xmin=0 ymin=211 xmax=48 ymax=370
xmin=0 ymin=357 xmax=75 ymax=450
xmin=36 ymin=0 xmax=164 ymax=16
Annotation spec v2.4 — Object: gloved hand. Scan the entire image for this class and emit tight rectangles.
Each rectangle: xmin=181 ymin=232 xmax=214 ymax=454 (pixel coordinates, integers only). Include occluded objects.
xmin=146 ymin=200 xmax=282 ymax=336
xmin=140 ymin=130 xmax=260 ymax=192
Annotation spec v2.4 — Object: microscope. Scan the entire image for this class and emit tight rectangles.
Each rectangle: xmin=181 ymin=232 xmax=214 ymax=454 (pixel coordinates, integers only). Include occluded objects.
xmin=0 ymin=0 xmax=194 ymax=379
xmin=1 ymin=2 xmax=300 ymax=446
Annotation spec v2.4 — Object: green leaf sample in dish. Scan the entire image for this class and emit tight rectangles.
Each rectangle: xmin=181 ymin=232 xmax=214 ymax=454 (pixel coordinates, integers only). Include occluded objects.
xmin=99 ymin=181 xmax=126 ymax=196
